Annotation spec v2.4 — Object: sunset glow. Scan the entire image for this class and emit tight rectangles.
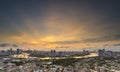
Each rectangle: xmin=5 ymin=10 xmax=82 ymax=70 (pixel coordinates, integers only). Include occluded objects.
xmin=0 ymin=0 xmax=120 ymax=51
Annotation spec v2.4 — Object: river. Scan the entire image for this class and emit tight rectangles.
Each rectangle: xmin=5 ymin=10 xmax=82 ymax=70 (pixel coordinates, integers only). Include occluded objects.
xmin=12 ymin=53 xmax=98 ymax=60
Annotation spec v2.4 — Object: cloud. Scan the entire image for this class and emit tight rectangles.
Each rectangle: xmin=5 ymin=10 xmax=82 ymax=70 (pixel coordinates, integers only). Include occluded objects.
xmin=83 ymin=34 xmax=120 ymax=42
xmin=45 ymin=34 xmax=120 ymax=45
xmin=0 ymin=43 xmax=18 ymax=47
xmin=12 ymin=44 xmax=18 ymax=47
xmin=103 ymin=43 xmax=120 ymax=47
xmin=21 ymin=42 xmax=38 ymax=45
xmin=0 ymin=43 xmax=10 ymax=47
xmin=0 ymin=0 xmax=120 ymax=51
xmin=55 ymin=46 xmax=71 ymax=49
xmin=47 ymin=41 xmax=81 ymax=44
xmin=112 ymin=44 xmax=120 ymax=46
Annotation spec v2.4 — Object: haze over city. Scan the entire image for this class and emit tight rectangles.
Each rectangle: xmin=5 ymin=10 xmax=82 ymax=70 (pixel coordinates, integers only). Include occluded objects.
xmin=0 ymin=0 xmax=120 ymax=51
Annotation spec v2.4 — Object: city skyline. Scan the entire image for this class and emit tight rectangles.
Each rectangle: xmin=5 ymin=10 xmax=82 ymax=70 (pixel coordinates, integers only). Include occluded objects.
xmin=0 ymin=0 xmax=120 ymax=51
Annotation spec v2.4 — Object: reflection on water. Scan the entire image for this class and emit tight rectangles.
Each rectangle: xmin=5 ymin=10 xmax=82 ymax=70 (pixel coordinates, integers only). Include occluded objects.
xmin=12 ymin=53 xmax=36 ymax=58
xmin=12 ymin=53 xmax=98 ymax=60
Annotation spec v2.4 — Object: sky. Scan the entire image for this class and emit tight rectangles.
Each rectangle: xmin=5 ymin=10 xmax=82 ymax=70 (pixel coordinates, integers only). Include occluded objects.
xmin=0 ymin=0 xmax=120 ymax=51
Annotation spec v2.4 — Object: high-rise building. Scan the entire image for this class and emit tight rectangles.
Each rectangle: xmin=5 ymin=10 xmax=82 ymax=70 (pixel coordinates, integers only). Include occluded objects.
xmin=98 ymin=49 xmax=105 ymax=57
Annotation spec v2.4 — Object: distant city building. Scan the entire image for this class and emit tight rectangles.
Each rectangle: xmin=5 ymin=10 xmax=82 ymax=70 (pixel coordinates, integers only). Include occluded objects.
xmin=98 ymin=49 xmax=117 ymax=58
xmin=98 ymin=49 xmax=105 ymax=57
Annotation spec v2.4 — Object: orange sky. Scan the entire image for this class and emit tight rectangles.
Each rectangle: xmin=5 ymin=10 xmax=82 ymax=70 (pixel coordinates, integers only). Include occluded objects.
xmin=0 ymin=0 xmax=120 ymax=51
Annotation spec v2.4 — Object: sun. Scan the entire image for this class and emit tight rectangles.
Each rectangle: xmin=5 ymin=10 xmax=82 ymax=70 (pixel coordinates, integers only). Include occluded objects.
xmin=31 ymin=41 xmax=39 ymax=44
xmin=41 ymin=36 xmax=56 ymax=42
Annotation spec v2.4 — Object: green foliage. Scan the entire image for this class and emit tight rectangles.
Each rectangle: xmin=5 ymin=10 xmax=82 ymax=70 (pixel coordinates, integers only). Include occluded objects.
xmin=53 ymin=58 xmax=78 ymax=67
xmin=11 ymin=61 xmax=25 ymax=66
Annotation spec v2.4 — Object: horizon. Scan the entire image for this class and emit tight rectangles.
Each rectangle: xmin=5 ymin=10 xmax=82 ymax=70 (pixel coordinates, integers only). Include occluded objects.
xmin=0 ymin=0 xmax=120 ymax=51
